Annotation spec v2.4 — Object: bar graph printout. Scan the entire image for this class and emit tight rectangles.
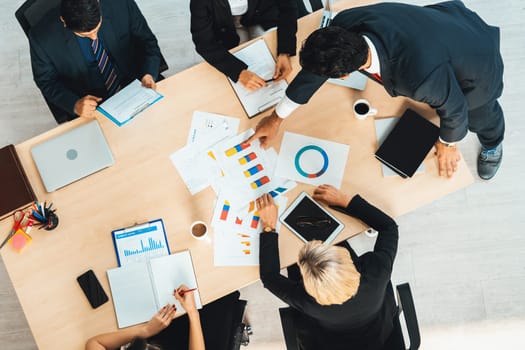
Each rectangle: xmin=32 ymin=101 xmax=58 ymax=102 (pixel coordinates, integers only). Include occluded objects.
xmin=112 ymin=219 xmax=170 ymax=266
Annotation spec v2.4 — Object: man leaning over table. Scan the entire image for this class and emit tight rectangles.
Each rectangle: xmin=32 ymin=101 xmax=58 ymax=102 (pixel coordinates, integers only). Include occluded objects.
xmin=29 ymin=0 xmax=162 ymax=123
xmin=247 ymin=1 xmax=505 ymax=180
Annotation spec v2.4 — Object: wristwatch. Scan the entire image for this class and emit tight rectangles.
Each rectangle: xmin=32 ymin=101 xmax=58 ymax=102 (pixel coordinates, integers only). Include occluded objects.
xmin=263 ymin=226 xmax=275 ymax=233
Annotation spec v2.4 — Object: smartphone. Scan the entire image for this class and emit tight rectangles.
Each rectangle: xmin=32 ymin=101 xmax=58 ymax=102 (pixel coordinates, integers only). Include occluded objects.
xmin=77 ymin=269 xmax=109 ymax=309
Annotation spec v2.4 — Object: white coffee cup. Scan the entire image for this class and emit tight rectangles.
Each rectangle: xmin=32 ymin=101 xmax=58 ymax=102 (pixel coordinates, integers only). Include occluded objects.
xmin=190 ymin=221 xmax=208 ymax=240
xmin=353 ymin=99 xmax=378 ymax=120
xmin=364 ymin=228 xmax=378 ymax=238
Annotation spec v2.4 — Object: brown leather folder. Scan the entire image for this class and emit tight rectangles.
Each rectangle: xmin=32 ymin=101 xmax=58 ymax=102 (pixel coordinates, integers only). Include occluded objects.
xmin=0 ymin=144 xmax=37 ymax=220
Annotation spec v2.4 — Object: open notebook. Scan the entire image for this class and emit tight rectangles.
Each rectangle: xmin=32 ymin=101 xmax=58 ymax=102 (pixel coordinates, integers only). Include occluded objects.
xmin=107 ymin=250 xmax=202 ymax=328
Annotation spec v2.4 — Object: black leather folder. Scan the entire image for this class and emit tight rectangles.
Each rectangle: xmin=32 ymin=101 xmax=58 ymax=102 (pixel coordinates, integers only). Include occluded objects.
xmin=375 ymin=109 xmax=439 ymax=178
xmin=0 ymin=144 xmax=36 ymax=220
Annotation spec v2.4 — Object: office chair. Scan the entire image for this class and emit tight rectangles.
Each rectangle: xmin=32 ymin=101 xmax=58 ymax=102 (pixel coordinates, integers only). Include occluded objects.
xmin=149 ymin=291 xmax=250 ymax=350
xmin=279 ymin=282 xmax=421 ymax=350
xmin=15 ymin=0 xmax=169 ymax=123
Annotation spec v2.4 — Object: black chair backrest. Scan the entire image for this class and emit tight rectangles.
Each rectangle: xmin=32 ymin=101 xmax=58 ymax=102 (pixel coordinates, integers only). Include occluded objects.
xmin=15 ymin=0 xmax=61 ymax=37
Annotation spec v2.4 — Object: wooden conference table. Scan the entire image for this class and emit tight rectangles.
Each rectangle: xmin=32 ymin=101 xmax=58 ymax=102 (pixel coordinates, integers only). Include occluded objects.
xmin=1 ymin=1 xmax=473 ymax=349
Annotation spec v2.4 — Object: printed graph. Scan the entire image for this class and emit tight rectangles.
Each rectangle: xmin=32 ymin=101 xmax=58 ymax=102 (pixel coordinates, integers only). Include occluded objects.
xmin=124 ymin=237 xmax=165 ymax=257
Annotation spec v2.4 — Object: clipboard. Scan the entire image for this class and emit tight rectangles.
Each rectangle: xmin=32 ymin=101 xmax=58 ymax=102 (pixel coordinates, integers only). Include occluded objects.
xmin=111 ymin=218 xmax=170 ymax=266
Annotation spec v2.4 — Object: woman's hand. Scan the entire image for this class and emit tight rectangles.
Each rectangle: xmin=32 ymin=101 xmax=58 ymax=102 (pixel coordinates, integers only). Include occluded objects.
xmin=256 ymin=193 xmax=278 ymax=230
xmin=174 ymin=284 xmax=198 ymax=316
xmin=313 ymin=184 xmax=352 ymax=207
xmin=143 ymin=304 xmax=177 ymax=337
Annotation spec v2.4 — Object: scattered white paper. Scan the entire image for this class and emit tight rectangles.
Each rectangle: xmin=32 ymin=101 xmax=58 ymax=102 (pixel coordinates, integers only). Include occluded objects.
xmin=275 ymin=132 xmax=350 ymax=188
xmin=213 ymin=195 xmax=287 ymax=266
xmin=187 ymin=111 xmax=240 ymax=146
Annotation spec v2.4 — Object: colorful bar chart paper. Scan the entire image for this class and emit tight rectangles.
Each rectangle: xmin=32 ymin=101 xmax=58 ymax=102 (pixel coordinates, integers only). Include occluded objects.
xmin=225 ymin=142 xmax=250 ymax=157
xmin=243 ymin=164 xmax=264 ymax=177
xmin=239 ymin=152 xmax=257 ymax=165
xmin=250 ymin=176 xmax=270 ymax=189
xmin=220 ymin=200 xmax=231 ymax=220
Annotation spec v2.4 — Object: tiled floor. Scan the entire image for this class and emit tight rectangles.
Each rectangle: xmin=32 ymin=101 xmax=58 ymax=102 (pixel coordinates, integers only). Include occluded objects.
xmin=1 ymin=0 xmax=524 ymax=349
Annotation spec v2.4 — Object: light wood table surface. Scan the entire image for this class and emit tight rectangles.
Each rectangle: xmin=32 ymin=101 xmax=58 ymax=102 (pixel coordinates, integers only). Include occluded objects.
xmin=0 ymin=1 xmax=473 ymax=348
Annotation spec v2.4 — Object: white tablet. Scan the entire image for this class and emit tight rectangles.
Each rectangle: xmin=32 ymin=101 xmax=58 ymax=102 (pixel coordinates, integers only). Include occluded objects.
xmin=279 ymin=192 xmax=344 ymax=244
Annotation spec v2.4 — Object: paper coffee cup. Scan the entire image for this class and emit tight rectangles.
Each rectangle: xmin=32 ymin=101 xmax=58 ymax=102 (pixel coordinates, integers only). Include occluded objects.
xmin=190 ymin=221 xmax=208 ymax=240
xmin=353 ymin=99 xmax=378 ymax=120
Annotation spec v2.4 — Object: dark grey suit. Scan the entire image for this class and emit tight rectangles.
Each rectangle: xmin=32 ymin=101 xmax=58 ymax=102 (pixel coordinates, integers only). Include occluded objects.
xmin=29 ymin=0 xmax=161 ymax=123
xmin=286 ymin=1 xmax=504 ymax=147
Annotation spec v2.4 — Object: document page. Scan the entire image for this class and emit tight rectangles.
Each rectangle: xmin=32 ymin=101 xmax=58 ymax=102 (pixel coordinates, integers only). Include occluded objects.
xmin=107 ymin=263 xmax=157 ymax=328
xmin=97 ymin=79 xmax=163 ymax=126
xmin=229 ymin=39 xmax=288 ymax=118
xmin=149 ymin=251 xmax=202 ymax=316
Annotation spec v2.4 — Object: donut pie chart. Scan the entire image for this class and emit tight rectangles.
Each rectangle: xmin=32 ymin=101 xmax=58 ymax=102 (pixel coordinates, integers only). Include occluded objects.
xmin=294 ymin=145 xmax=329 ymax=178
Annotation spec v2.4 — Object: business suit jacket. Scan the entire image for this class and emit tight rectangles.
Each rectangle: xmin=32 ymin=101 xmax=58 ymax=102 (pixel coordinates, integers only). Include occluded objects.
xmin=190 ymin=0 xmax=298 ymax=81
xmin=260 ymin=195 xmax=399 ymax=350
xmin=29 ymin=0 xmax=161 ymax=122
xmin=286 ymin=1 xmax=504 ymax=143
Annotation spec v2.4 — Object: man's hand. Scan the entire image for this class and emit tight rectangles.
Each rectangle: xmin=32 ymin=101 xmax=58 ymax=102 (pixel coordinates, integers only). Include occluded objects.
xmin=238 ymin=69 xmax=266 ymax=91
xmin=313 ymin=184 xmax=352 ymax=207
xmin=256 ymin=193 xmax=278 ymax=230
xmin=273 ymin=54 xmax=292 ymax=81
xmin=435 ymin=141 xmax=461 ymax=178
xmin=141 ymin=74 xmax=157 ymax=90
xmin=74 ymin=95 xmax=102 ymax=118
xmin=143 ymin=304 xmax=177 ymax=337
xmin=174 ymin=284 xmax=198 ymax=316
xmin=245 ymin=111 xmax=283 ymax=148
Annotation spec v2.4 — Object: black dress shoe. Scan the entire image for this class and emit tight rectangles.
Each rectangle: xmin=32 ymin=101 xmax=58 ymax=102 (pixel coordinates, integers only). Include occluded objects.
xmin=477 ymin=144 xmax=502 ymax=180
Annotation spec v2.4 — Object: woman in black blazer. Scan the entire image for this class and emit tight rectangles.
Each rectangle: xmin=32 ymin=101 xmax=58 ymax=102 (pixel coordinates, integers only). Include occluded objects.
xmin=256 ymin=185 xmax=399 ymax=349
xmin=190 ymin=0 xmax=298 ymax=91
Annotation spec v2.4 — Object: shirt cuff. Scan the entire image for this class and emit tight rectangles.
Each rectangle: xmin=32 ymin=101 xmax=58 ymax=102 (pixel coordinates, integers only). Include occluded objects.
xmin=438 ymin=137 xmax=456 ymax=146
xmin=275 ymin=95 xmax=301 ymax=119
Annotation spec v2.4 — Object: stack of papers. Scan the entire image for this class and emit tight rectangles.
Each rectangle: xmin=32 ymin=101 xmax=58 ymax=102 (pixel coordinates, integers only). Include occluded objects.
xmin=169 ymin=115 xmax=296 ymax=266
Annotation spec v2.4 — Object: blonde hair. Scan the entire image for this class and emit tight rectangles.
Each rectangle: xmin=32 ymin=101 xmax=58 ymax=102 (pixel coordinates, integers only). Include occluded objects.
xmin=298 ymin=240 xmax=361 ymax=305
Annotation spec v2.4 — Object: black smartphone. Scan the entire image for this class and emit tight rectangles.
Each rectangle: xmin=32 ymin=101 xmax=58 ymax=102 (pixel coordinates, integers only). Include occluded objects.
xmin=77 ymin=269 xmax=109 ymax=309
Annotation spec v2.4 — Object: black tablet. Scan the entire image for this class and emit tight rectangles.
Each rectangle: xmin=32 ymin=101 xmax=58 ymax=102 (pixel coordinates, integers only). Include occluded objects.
xmin=280 ymin=192 xmax=344 ymax=243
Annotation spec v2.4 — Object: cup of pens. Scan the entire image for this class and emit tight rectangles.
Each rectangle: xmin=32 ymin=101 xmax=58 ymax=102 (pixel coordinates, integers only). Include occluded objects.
xmin=31 ymin=201 xmax=59 ymax=231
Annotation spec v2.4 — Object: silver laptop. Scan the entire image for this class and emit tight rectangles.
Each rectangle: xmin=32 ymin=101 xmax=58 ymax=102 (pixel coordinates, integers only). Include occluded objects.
xmin=31 ymin=120 xmax=114 ymax=192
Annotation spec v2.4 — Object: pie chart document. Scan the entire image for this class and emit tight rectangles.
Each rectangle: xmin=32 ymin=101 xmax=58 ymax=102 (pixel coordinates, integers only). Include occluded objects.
xmin=275 ymin=132 xmax=349 ymax=188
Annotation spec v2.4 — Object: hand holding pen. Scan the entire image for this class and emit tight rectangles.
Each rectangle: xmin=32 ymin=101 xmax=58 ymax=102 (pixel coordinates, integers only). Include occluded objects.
xmin=173 ymin=284 xmax=198 ymax=315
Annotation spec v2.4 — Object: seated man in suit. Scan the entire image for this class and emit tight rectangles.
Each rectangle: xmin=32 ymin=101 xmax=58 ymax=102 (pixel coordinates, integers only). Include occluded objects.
xmin=29 ymin=0 xmax=162 ymax=123
xmin=190 ymin=0 xmax=298 ymax=91
xmin=248 ymin=1 xmax=505 ymax=180
xmin=256 ymin=185 xmax=399 ymax=350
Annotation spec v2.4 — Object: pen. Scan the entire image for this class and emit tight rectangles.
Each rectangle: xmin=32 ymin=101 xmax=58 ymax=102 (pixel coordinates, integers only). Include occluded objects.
xmin=264 ymin=78 xmax=274 ymax=83
xmin=178 ymin=288 xmax=197 ymax=296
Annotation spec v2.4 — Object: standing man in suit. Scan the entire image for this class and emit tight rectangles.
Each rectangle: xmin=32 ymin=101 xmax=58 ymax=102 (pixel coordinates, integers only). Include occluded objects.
xmin=29 ymin=0 xmax=162 ymax=123
xmin=248 ymin=1 xmax=505 ymax=180
xmin=190 ymin=0 xmax=297 ymax=91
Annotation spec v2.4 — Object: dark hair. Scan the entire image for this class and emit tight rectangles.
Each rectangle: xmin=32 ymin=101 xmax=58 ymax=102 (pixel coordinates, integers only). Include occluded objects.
xmin=60 ymin=0 xmax=101 ymax=32
xmin=126 ymin=337 xmax=162 ymax=350
xmin=299 ymin=27 xmax=368 ymax=78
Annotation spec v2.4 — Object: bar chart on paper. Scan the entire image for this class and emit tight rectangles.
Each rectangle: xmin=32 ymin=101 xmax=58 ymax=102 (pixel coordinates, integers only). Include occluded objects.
xmin=124 ymin=237 xmax=166 ymax=257
xmin=112 ymin=219 xmax=170 ymax=266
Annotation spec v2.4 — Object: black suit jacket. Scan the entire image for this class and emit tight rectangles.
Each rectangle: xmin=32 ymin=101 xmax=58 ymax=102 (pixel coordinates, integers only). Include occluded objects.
xmin=29 ymin=0 xmax=161 ymax=121
xmin=286 ymin=1 xmax=504 ymax=142
xmin=260 ymin=195 xmax=399 ymax=350
xmin=190 ymin=0 xmax=298 ymax=81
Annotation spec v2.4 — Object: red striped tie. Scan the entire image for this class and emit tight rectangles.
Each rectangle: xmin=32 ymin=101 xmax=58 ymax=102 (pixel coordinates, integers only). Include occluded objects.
xmin=372 ymin=73 xmax=382 ymax=84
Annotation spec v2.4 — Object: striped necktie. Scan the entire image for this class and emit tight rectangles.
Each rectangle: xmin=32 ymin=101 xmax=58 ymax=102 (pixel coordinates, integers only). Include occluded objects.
xmin=91 ymin=37 xmax=120 ymax=95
